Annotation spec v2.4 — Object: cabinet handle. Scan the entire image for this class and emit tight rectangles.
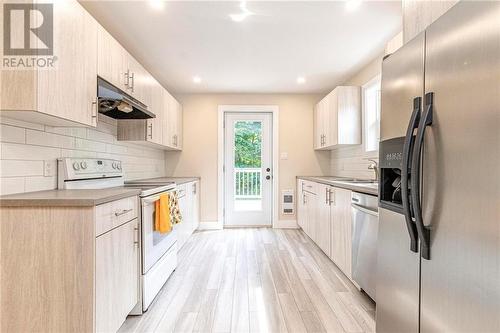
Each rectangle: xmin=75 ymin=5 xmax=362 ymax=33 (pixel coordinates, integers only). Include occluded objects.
xmin=91 ymin=100 xmax=98 ymax=126
xmin=330 ymin=189 xmax=335 ymax=205
xmin=134 ymin=225 xmax=139 ymax=248
xmin=124 ymin=69 xmax=130 ymax=87
xmin=115 ymin=208 xmax=133 ymax=217
xmin=147 ymin=123 xmax=153 ymax=139
xmin=193 ymin=183 xmax=197 ymax=194
xmin=325 ymin=188 xmax=329 ymax=204
xmin=130 ymin=72 xmax=135 ymax=93
xmin=173 ymin=134 xmax=178 ymax=146
xmin=303 ymin=193 xmax=307 ymax=204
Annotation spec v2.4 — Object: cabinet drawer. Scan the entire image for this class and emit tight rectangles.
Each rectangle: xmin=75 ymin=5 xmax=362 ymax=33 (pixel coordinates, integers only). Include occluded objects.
xmin=95 ymin=196 xmax=138 ymax=236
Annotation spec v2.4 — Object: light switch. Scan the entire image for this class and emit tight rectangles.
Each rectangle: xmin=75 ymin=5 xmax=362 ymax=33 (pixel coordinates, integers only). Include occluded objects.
xmin=280 ymin=152 xmax=288 ymax=160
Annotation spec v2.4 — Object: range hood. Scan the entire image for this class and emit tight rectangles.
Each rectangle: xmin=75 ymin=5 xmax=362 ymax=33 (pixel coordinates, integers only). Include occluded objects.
xmin=98 ymin=77 xmax=155 ymax=119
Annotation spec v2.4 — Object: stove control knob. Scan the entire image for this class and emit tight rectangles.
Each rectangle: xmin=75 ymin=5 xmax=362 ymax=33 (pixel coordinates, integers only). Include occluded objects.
xmin=117 ymin=163 xmax=122 ymax=170
xmin=111 ymin=162 xmax=116 ymax=169
xmin=80 ymin=161 xmax=88 ymax=170
xmin=72 ymin=162 xmax=80 ymax=170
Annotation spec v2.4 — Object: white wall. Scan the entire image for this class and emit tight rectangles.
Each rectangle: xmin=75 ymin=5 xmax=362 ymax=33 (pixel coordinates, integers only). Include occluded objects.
xmin=164 ymin=93 xmax=329 ymax=224
xmin=329 ymin=54 xmax=383 ymax=180
xmin=0 ymin=114 xmax=166 ymax=195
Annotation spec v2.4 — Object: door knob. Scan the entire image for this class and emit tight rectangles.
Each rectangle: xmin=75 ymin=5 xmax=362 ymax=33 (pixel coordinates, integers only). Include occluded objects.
xmin=266 ymin=175 xmax=271 ymax=180
xmin=266 ymin=168 xmax=271 ymax=172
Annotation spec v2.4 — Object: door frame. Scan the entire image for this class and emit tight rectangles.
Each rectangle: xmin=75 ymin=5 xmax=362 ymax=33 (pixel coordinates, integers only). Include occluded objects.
xmin=218 ymin=105 xmax=279 ymax=228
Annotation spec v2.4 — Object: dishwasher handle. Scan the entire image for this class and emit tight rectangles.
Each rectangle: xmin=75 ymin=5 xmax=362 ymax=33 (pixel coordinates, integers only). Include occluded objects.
xmin=351 ymin=203 xmax=378 ymax=217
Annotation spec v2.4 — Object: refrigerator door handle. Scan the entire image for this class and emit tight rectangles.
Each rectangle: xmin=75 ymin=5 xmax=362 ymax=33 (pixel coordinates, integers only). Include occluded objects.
xmin=401 ymin=97 xmax=421 ymax=253
xmin=411 ymin=92 xmax=433 ymax=260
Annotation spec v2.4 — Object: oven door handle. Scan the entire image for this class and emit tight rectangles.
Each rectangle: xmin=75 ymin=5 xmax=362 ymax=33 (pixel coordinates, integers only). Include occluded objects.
xmin=142 ymin=191 xmax=175 ymax=204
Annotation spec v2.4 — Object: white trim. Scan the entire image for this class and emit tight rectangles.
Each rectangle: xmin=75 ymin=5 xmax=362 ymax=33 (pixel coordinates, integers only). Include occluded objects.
xmin=218 ymin=105 xmax=280 ymax=228
xmin=274 ymin=220 xmax=299 ymax=229
xmin=362 ymin=74 xmax=382 ymax=153
xmin=197 ymin=221 xmax=223 ymax=230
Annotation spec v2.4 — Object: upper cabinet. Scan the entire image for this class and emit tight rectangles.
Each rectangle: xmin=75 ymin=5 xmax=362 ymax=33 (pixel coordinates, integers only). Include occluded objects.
xmin=165 ymin=94 xmax=183 ymax=150
xmin=314 ymin=86 xmax=361 ymax=150
xmin=0 ymin=0 xmax=98 ymax=127
xmin=97 ymin=27 xmax=152 ymax=108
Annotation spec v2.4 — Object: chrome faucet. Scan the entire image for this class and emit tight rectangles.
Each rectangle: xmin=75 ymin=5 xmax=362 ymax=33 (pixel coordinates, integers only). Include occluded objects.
xmin=366 ymin=158 xmax=379 ymax=181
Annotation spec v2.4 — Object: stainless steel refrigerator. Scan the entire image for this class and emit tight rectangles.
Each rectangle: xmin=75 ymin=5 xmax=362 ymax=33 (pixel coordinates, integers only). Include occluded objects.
xmin=376 ymin=2 xmax=500 ymax=332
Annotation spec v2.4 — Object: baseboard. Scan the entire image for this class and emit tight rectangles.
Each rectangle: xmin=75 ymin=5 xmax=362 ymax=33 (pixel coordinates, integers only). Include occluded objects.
xmin=273 ymin=219 xmax=299 ymax=229
xmin=197 ymin=221 xmax=223 ymax=230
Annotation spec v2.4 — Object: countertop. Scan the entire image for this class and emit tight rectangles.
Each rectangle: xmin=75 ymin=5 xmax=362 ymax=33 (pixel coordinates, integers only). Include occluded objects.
xmin=0 ymin=187 xmax=142 ymax=207
xmin=297 ymin=176 xmax=379 ymax=196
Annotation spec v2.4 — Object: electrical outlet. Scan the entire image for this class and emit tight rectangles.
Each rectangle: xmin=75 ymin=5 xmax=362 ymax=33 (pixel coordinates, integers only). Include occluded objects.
xmin=44 ymin=160 xmax=56 ymax=177
xmin=280 ymin=152 xmax=288 ymax=160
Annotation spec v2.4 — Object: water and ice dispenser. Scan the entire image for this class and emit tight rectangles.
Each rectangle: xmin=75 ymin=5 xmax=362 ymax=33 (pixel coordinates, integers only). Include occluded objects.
xmin=379 ymin=137 xmax=410 ymax=213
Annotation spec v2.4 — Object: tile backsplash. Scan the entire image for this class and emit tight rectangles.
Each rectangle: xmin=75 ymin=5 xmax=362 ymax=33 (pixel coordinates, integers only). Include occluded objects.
xmin=0 ymin=114 xmax=166 ymax=195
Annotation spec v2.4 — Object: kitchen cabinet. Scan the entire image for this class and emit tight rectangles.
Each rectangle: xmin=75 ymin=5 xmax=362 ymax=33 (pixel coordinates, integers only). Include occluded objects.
xmin=97 ymin=26 xmax=152 ymax=108
xmin=314 ymin=86 xmax=361 ymax=150
xmin=95 ymin=218 xmax=139 ymax=333
xmin=116 ymin=79 xmax=165 ymax=146
xmin=176 ymin=181 xmax=200 ymax=250
xmin=165 ymin=94 xmax=183 ymax=150
xmin=0 ymin=194 xmax=140 ymax=333
xmin=297 ymin=180 xmax=318 ymax=241
xmin=402 ymin=0 xmax=458 ymax=43
xmin=330 ymin=186 xmax=353 ymax=278
xmin=316 ymin=183 xmax=332 ymax=257
xmin=97 ymin=25 xmax=128 ymax=93
xmin=297 ymin=179 xmax=354 ymax=280
xmin=1 ymin=0 xmax=98 ymax=127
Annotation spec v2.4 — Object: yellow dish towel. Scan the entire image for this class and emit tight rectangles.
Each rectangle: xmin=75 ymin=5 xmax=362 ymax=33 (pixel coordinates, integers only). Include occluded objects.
xmin=154 ymin=193 xmax=172 ymax=234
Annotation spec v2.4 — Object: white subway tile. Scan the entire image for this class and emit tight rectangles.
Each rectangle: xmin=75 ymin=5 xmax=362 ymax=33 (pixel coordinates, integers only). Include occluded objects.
xmin=0 ymin=160 xmax=44 ymax=177
xmin=61 ymin=149 xmax=98 ymax=158
xmin=87 ymin=128 xmax=116 ymax=143
xmin=75 ymin=138 xmax=106 ymax=152
xmin=26 ymin=129 xmax=75 ymax=149
xmin=0 ymin=117 xmax=44 ymax=131
xmin=0 ymin=124 xmax=25 ymax=144
xmin=45 ymin=126 xmax=87 ymax=139
xmin=0 ymin=177 xmax=25 ymax=195
xmin=106 ymin=143 xmax=128 ymax=154
xmin=0 ymin=142 xmax=61 ymax=160
xmin=25 ymin=176 xmax=57 ymax=192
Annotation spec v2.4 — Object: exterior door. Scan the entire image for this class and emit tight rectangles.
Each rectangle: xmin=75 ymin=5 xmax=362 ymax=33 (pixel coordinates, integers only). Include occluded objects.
xmin=224 ymin=113 xmax=272 ymax=226
xmin=420 ymin=2 xmax=500 ymax=332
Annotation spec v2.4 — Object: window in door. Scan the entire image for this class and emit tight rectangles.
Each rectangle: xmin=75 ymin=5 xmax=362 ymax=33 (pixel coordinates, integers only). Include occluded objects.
xmin=363 ymin=75 xmax=381 ymax=152
xmin=234 ymin=121 xmax=262 ymax=211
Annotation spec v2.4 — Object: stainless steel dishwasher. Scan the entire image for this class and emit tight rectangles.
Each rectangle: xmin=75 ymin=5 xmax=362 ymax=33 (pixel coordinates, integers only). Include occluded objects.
xmin=351 ymin=191 xmax=379 ymax=301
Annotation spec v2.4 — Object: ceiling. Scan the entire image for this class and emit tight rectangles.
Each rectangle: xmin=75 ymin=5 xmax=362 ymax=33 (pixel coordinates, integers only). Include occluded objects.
xmin=82 ymin=1 xmax=401 ymax=94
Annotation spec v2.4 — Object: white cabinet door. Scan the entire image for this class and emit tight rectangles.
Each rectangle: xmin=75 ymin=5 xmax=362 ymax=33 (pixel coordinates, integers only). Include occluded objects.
xmin=330 ymin=187 xmax=353 ymax=278
xmin=95 ymin=219 xmax=139 ymax=333
xmin=297 ymin=181 xmax=307 ymax=231
xmin=316 ymin=184 xmax=332 ymax=257
xmin=1 ymin=0 xmax=99 ymax=127
xmin=37 ymin=0 xmax=98 ymax=127
xmin=97 ymin=26 xmax=128 ymax=92
xmin=191 ymin=181 xmax=200 ymax=232
xmin=147 ymin=80 xmax=164 ymax=145
xmin=177 ymin=184 xmax=190 ymax=250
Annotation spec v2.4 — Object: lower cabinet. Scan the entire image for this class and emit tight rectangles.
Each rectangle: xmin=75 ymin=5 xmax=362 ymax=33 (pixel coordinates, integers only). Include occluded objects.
xmin=330 ymin=187 xmax=353 ymax=278
xmin=176 ymin=180 xmax=200 ymax=250
xmin=95 ymin=219 xmax=139 ymax=333
xmin=297 ymin=180 xmax=353 ymax=279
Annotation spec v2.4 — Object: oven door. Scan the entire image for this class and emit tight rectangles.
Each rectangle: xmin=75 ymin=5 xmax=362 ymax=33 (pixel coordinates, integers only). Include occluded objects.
xmin=141 ymin=191 xmax=177 ymax=274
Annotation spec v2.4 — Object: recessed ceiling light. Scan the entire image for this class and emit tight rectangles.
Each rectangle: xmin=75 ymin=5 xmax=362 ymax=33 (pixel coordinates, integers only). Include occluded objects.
xmin=297 ymin=77 xmax=306 ymax=84
xmin=345 ymin=0 xmax=362 ymax=11
xmin=193 ymin=76 xmax=202 ymax=84
xmin=149 ymin=0 xmax=165 ymax=10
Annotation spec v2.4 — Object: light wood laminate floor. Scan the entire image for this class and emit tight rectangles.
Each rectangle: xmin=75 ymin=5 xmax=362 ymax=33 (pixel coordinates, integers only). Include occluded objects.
xmin=119 ymin=228 xmax=375 ymax=333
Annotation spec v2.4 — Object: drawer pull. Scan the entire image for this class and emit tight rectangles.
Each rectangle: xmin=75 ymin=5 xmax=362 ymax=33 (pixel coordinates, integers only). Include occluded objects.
xmin=115 ymin=208 xmax=133 ymax=217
